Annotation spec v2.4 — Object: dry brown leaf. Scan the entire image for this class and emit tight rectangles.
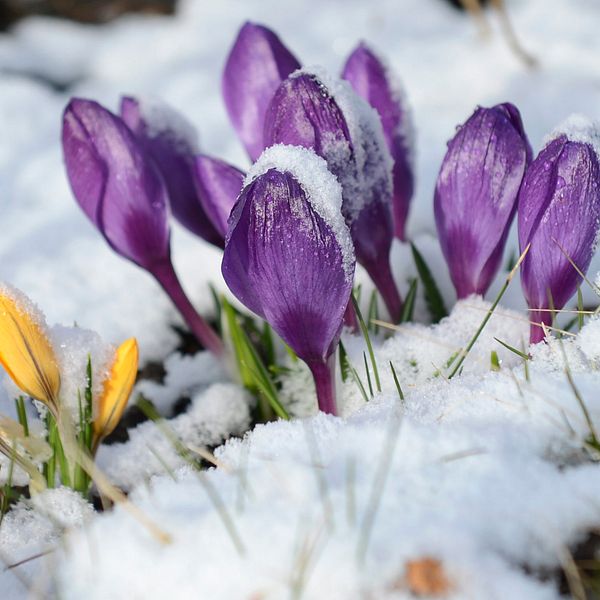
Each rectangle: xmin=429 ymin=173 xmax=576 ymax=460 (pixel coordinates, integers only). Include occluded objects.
xmin=405 ymin=557 xmax=453 ymax=597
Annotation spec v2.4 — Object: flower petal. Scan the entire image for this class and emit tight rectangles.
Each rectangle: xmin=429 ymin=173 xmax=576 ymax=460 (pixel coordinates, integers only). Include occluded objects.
xmin=342 ymin=42 xmax=414 ymax=240
xmin=193 ymin=155 xmax=245 ymax=239
xmin=0 ymin=284 xmax=60 ymax=411
xmin=93 ymin=338 xmax=138 ymax=446
xmin=63 ymin=98 xmax=171 ymax=271
xmin=222 ymin=22 xmax=300 ymax=161
xmin=222 ymin=145 xmax=354 ymax=364
xmin=434 ymin=103 xmax=531 ymax=298
xmin=120 ymin=96 xmax=224 ymax=248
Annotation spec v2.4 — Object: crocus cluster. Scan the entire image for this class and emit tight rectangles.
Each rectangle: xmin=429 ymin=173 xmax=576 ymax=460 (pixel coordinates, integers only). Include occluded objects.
xmin=435 ymin=107 xmax=600 ymax=343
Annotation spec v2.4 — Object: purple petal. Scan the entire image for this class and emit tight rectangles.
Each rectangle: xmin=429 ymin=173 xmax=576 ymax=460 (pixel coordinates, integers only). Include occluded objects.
xmin=518 ymin=123 xmax=600 ymax=342
xmin=62 ymin=98 xmax=170 ymax=271
xmin=434 ymin=103 xmax=531 ymax=299
xmin=193 ymin=155 xmax=245 ymax=239
xmin=222 ymin=145 xmax=354 ymax=365
xmin=120 ymin=96 xmax=224 ymax=248
xmin=342 ymin=42 xmax=414 ymax=240
xmin=265 ymin=70 xmax=400 ymax=320
xmin=222 ymin=22 xmax=300 ymax=161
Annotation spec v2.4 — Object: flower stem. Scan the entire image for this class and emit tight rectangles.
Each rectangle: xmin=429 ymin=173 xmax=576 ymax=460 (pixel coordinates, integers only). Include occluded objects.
xmin=366 ymin=261 xmax=403 ymax=324
xmin=529 ymin=310 xmax=551 ymax=344
xmin=309 ymin=355 xmax=337 ymax=415
xmin=151 ymin=260 xmax=224 ymax=356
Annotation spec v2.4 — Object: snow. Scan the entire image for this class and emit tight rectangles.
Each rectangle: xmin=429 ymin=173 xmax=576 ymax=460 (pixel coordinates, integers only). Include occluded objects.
xmin=545 ymin=113 xmax=600 ymax=161
xmin=1 ymin=0 xmax=600 ymax=597
xmin=247 ymin=144 xmax=354 ymax=279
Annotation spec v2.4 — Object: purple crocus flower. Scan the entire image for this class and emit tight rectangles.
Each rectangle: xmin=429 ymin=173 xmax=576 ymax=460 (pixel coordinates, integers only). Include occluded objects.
xmin=193 ymin=155 xmax=245 ymax=239
xmin=222 ymin=145 xmax=355 ymax=415
xmin=434 ymin=103 xmax=532 ymax=299
xmin=519 ymin=117 xmax=600 ymax=344
xmin=342 ymin=42 xmax=414 ymax=241
xmin=120 ymin=96 xmax=224 ymax=248
xmin=264 ymin=69 xmax=403 ymax=322
xmin=223 ymin=22 xmax=300 ymax=161
xmin=62 ymin=98 xmax=223 ymax=355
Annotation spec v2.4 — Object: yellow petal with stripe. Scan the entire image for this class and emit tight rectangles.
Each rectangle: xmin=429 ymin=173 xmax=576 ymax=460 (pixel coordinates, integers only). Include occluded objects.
xmin=93 ymin=338 xmax=138 ymax=446
xmin=0 ymin=287 xmax=60 ymax=411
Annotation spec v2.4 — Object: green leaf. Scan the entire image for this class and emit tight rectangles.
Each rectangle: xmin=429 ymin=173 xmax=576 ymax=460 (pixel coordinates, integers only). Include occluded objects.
xmin=368 ymin=290 xmax=379 ymax=334
xmin=339 ymin=341 xmax=350 ymax=384
xmin=410 ymin=242 xmax=447 ymax=323
xmin=389 ymin=361 xmax=405 ymax=402
xmin=490 ymin=351 xmax=501 ymax=371
xmin=399 ymin=278 xmax=418 ymax=323
xmin=351 ymin=294 xmax=381 ymax=392
xmin=494 ymin=337 xmax=530 ymax=360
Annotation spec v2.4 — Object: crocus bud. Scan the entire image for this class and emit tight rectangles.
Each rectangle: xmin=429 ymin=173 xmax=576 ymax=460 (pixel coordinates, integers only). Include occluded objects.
xmin=519 ymin=116 xmax=600 ymax=343
xmin=342 ymin=42 xmax=414 ymax=241
xmin=120 ymin=96 xmax=223 ymax=248
xmin=0 ymin=284 xmax=61 ymax=416
xmin=193 ymin=155 xmax=245 ymax=239
xmin=223 ymin=22 xmax=300 ymax=161
xmin=62 ymin=98 xmax=223 ymax=356
xmin=222 ymin=145 xmax=355 ymax=415
xmin=92 ymin=338 xmax=138 ymax=452
xmin=434 ymin=103 xmax=532 ymax=299
xmin=265 ymin=69 xmax=402 ymax=322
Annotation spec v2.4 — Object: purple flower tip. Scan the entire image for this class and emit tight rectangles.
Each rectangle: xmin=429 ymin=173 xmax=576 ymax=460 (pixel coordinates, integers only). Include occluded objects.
xmin=265 ymin=68 xmax=402 ymax=321
xmin=518 ymin=116 xmax=600 ymax=343
xmin=62 ymin=97 xmax=170 ymax=271
xmin=342 ymin=42 xmax=415 ymax=241
xmin=120 ymin=96 xmax=224 ymax=248
xmin=434 ymin=103 xmax=532 ymax=299
xmin=193 ymin=155 xmax=245 ymax=239
xmin=222 ymin=22 xmax=300 ymax=162
xmin=222 ymin=145 xmax=355 ymax=414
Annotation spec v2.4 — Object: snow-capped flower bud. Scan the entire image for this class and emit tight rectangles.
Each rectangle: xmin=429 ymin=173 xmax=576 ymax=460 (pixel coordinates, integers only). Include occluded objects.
xmin=0 ymin=284 xmax=61 ymax=415
xmin=223 ymin=22 xmax=300 ymax=161
xmin=342 ymin=42 xmax=414 ymax=241
xmin=435 ymin=103 xmax=532 ymax=299
xmin=93 ymin=338 xmax=138 ymax=452
xmin=222 ymin=145 xmax=355 ymax=415
xmin=62 ymin=98 xmax=223 ymax=355
xmin=265 ymin=69 xmax=402 ymax=322
xmin=193 ymin=155 xmax=245 ymax=239
xmin=120 ymin=96 xmax=223 ymax=248
xmin=519 ymin=116 xmax=600 ymax=343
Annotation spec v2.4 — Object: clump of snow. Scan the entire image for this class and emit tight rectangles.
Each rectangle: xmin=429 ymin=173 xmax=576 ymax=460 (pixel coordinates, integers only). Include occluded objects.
xmin=138 ymin=96 xmax=199 ymax=152
xmin=136 ymin=350 xmax=229 ymax=416
xmin=96 ymin=383 xmax=253 ymax=489
xmin=545 ymin=113 xmax=600 ymax=160
xmin=49 ymin=324 xmax=115 ymax=424
xmin=247 ymin=144 xmax=355 ymax=280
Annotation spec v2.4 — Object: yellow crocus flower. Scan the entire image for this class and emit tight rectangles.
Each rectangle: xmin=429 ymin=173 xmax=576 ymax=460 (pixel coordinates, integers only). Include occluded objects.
xmin=93 ymin=338 xmax=138 ymax=451
xmin=0 ymin=288 xmax=61 ymax=413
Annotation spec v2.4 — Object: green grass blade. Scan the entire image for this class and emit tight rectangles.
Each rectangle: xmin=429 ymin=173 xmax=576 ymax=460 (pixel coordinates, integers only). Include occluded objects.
xmin=14 ymin=397 xmax=29 ymax=437
xmin=339 ymin=341 xmax=350 ymax=384
xmin=399 ymin=278 xmax=418 ymax=323
xmin=494 ymin=337 xmax=530 ymax=360
xmin=410 ymin=242 xmax=447 ymax=323
xmin=389 ymin=361 xmax=405 ymax=402
xmin=363 ymin=352 xmax=374 ymax=398
xmin=368 ymin=290 xmax=379 ymax=335
xmin=351 ymin=294 xmax=381 ymax=392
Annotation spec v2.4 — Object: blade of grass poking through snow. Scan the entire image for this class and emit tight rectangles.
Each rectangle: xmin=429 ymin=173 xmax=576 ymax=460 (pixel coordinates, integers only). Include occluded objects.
xmin=577 ymin=287 xmax=584 ymax=331
xmin=494 ymin=337 xmax=530 ymax=361
xmin=221 ymin=296 xmax=288 ymax=420
xmin=368 ymin=290 xmax=379 ymax=335
xmin=14 ymin=397 xmax=28 ymax=436
xmin=351 ymin=294 xmax=381 ymax=392
xmin=411 ymin=242 xmax=447 ymax=323
xmin=339 ymin=341 xmax=350 ymax=383
xmin=208 ymin=284 xmax=222 ymax=335
xmin=399 ymin=278 xmax=418 ymax=323
xmin=490 ymin=351 xmax=500 ymax=371
xmin=447 ymin=244 xmax=530 ymax=379
xmin=389 ymin=362 xmax=405 ymax=403
xmin=0 ymin=442 xmax=16 ymax=525
xmin=363 ymin=352 xmax=374 ymax=398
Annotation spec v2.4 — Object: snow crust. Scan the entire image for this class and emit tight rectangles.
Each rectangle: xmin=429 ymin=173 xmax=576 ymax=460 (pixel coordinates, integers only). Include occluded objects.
xmin=248 ymin=144 xmax=355 ymax=279
xmin=545 ymin=113 xmax=600 ymax=161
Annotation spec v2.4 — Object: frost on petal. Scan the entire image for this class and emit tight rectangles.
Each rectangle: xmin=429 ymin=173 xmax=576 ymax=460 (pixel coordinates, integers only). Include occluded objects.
xmin=342 ymin=42 xmax=415 ymax=239
xmin=120 ymin=96 xmax=223 ymax=248
xmin=222 ymin=22 xmax=300 ymax=161
xmin=519 ymin=130 xmax=600 ymax=338
xmin=222 ymin=147 xmax=354 ymax=364
xmin=62 ymin=98 xmax=171 ymax=271
xmin=193 ymin=155 xmax=245 ymax=239
xmin=434 ymin=104 xmax=531 ymax=299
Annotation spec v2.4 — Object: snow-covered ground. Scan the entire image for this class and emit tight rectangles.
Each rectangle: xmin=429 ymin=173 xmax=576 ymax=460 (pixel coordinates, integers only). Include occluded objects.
xmin=1 ymin=0 xmax=600 ymax=597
